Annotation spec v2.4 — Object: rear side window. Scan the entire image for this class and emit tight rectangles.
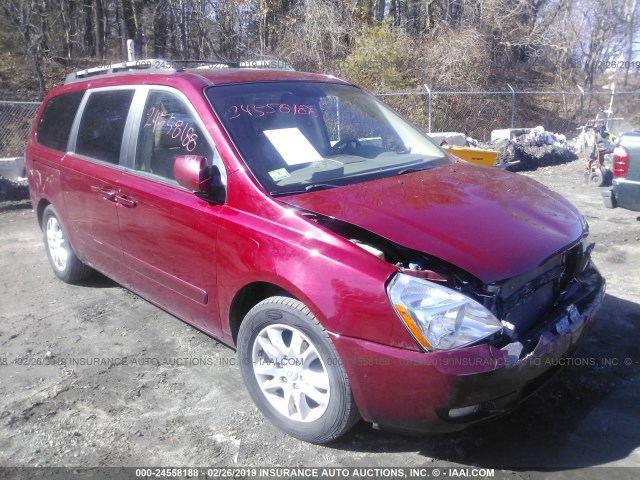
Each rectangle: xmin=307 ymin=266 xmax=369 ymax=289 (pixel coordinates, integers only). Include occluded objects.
xmin=76 ymin=90 xmax=135 ymax=164
xmin=37 ymin=91 xmax=84 ymax=151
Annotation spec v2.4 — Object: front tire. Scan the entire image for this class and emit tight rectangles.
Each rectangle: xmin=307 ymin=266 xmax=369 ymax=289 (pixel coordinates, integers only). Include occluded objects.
xmin=42 ymin=205 xmax=92 ymax=283
xmin=237 ymin=296 xmax=359 ymax=443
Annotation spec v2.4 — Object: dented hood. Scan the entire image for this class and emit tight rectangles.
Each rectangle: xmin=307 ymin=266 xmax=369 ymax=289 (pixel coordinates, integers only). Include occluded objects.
xmin=280 ymin=163 xmax=585 ymax=283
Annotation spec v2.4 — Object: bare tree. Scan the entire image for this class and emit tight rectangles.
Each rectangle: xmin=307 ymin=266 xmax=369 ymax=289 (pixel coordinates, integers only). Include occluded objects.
xmin=0 ymin=0 xmax=638 ymax=100
xmin=91 ymin=0 xmax=105 ymax=59
xmin=622 ymin=0 xmax=639 ymax=88
xmin=2 ymin=0 xmax=47 ymax=98
xmin=58 ymin=0 xmax=75 ymax=58
xmin=280 ymin=0 xmax=356 ymax=71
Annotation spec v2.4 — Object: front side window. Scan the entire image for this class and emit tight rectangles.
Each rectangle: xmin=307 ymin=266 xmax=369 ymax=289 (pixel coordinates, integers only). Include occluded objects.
xmin=37 ymin=91 xmax=84 ymax=151
xmin=76 ymin=90 xmax=135 ymax=164
xmin=135 ymin=90 xmax=213 ymax=180
xmin=207 ymin=82 xmax=447 ymax=196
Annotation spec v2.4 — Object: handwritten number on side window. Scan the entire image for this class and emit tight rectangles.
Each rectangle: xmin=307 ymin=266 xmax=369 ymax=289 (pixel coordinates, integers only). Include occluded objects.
xmin=144 ymin=107 xmax=198 ymax=152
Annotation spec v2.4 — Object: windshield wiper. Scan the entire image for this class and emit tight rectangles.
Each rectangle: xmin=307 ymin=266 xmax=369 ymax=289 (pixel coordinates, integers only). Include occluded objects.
xmin=305 ymin=183 xmax=338 ymax=192
xmin=270 ymin=183 xmax=338 ymax=197
xmin=396 ymin=167 xmax=427 ymax=175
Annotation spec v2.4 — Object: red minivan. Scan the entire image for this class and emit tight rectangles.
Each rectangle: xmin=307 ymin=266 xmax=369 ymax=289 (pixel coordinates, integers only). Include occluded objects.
xmin=26 ymin=61 xmax=605 ymax=443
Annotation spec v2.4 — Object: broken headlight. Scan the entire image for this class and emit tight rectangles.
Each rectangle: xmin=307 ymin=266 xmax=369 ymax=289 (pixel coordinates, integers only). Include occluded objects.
xmin=387 ymin=273 xmax=502 ymax=351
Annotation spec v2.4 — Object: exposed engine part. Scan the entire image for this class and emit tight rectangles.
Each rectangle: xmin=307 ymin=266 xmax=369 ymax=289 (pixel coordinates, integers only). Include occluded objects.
xmin=299 ymin=208 xmax=475 ymax=292
xmin=350 ymin=238 xmax=385 ymax=260
xmin=398 ymin=267 xmax=448 ymax=283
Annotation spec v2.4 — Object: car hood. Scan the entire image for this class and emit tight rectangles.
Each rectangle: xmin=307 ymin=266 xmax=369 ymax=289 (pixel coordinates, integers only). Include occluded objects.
xmin=279 ymin=163 xmax=585 ymax=283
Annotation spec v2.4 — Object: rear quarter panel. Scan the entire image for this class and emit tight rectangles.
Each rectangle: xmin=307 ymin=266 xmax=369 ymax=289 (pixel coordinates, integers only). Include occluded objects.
xmin=622 ymin=133 xmax=640 ymax=182
xmin=25 ymin=137 xmax=66 ymax=226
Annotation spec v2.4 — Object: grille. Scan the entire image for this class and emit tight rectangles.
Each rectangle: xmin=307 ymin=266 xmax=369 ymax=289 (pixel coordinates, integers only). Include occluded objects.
xmin=494 ymin=243 xmax=584 ymax=337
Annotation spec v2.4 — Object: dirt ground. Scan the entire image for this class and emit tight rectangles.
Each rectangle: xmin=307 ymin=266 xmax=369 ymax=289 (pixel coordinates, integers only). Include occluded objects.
xmin=0 ymin=159 xmax=639 ymax=477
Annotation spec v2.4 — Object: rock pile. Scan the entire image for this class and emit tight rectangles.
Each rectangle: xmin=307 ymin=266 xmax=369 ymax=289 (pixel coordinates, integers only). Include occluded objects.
xmin=480 ymin=126 xmax=578 ymax=171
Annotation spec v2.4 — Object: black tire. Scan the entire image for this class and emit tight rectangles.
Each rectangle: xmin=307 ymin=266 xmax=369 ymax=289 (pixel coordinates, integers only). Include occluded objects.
xmin=603 ymin=168 xmax=613 ymax=186
xmin=237 ymin=296 xmax=360 ymax=443
xmin=42 ymin=205 xmax=93 ymax=283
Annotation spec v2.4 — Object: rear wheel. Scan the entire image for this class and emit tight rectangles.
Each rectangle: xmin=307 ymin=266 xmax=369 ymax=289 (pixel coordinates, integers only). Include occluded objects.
xmin=237 ymin=296 xmax=359 ymax=443
xmin=42 ymin=205 xmax=92 ymax=283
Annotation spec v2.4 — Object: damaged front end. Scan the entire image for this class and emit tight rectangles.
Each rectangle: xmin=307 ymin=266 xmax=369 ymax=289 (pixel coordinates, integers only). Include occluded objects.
xmin=430 ymin=265 xmax=604 ymax=426
xmin=304 ymin=208 xmax=602 ymax=350
xmin=304 ymin=209 xmax=605 ymax=432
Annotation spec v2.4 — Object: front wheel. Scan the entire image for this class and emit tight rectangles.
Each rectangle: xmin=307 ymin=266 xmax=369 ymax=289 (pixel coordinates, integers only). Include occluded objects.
xmin=42 ymin=205 xmax=93 ymax=283
xmin=589 ymin=169 xmax=605 ymax=187
xmin=237 ymin=296 xmax=359 ymax=443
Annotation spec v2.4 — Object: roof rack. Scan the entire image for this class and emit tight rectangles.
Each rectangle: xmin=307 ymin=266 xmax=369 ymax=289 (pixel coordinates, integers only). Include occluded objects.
xmin=64 ymin=58 xmax=294 ymax=84
xmin=64 ymin=59 xmax=181 ymax=84
xmin=194 ymin=59 xmax=295 ymax=71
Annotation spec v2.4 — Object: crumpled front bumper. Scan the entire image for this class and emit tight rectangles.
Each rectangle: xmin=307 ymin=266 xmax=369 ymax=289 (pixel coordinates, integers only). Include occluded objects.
xmin=332 ymin=268 xmax=605 ymax=434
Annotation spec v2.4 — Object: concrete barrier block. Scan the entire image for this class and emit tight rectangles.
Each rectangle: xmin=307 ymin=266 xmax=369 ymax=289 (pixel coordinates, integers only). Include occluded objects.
xmin=427 ymin=132 xmax=467 ymax=147
xmin=0 ymin=157 xmax=26 ymax=180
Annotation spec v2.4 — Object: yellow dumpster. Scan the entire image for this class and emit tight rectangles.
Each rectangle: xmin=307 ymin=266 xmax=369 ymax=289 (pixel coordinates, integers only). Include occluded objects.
xmin=444 ymin=146 xmax=500 ymax=167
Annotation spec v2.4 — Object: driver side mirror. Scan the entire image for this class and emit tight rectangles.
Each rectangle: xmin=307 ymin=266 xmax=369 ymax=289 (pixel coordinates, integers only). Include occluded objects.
xmin=174 ymin=155 xmax=225 ymax=202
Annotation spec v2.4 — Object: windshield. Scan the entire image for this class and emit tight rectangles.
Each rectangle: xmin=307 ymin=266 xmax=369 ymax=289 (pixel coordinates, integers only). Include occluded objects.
xmin=206 ymin=82 xmax=449 ymax=196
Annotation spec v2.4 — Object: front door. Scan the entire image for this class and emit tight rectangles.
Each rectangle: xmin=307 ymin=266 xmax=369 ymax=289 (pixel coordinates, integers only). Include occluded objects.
xmin=115 ymin=88 xmax=223 ymax=330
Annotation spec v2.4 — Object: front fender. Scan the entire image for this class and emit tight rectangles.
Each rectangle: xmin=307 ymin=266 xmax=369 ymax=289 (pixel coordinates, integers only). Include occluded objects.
xmin=215 ymin=204 xmax=419 ymax=351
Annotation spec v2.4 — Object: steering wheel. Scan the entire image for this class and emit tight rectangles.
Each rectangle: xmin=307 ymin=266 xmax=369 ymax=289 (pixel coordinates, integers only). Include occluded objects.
xmin=327 ymin=137 xmax=360 ymax=156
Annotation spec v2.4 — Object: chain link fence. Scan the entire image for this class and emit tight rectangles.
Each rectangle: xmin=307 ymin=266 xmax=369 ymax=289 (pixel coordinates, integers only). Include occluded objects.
xmin=377 ymin=88 xmax=640 ymax=142
xmin=0 ymin=101 xmax=41 ymax=158
xmin=1 ymin=89 xmax=639 ymax=157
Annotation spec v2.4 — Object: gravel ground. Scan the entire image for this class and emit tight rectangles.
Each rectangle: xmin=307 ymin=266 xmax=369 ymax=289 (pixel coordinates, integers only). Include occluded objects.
xmin=0 ymin=159 xmax=639 ymax=478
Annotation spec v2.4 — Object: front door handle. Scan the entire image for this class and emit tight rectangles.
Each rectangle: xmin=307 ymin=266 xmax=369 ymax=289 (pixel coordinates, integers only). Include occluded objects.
xmin=91 ymin=185 xmax=117 ymax=202
xmin=115 ymin=193 xmax=137 ymax=208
